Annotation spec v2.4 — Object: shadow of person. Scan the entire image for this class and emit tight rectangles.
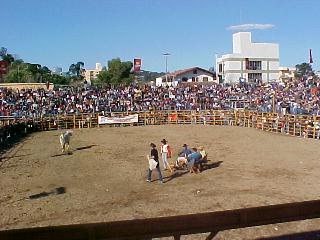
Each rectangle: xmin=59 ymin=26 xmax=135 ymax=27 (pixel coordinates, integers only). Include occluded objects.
xmin=201 ymin=160 xmax=223 ymax=172
xmin=163 ymin=170 xmax=189 ymax=183
xmin=75 ymin=145 xmax=96 ymax=151
xmin=51 ymin=152 xmax=73 ymax=157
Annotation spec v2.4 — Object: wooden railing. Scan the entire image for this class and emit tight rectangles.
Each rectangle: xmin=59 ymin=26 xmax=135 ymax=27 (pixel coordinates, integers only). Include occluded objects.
xmin=2 ymin=110 xmax=320 ymax=139
xmin=1 ymin=199 xmax=320 ymax=240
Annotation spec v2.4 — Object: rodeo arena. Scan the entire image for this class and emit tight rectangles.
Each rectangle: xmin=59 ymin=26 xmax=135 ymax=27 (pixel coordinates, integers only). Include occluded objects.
xmin=2 ymin=33 xmax=320 ymax=240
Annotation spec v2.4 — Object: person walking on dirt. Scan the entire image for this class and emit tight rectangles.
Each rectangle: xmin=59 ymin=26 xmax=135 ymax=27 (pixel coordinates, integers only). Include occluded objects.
xmin=160 ymin=139 xmax=172 ymax=172
xmin=147 ymin=143 xmax=163 ymax=183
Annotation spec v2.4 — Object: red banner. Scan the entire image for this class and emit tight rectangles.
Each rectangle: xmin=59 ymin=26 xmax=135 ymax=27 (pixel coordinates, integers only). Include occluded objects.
xmin=133 ymin=58 xmax=141 ymax=72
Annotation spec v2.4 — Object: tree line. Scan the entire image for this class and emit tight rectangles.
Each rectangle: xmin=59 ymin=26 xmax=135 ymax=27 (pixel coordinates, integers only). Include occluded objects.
xmin=0 ymin=47 xmax=134 ymax=86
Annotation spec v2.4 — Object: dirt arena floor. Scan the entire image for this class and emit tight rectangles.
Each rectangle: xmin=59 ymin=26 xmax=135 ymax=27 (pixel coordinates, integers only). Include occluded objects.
xmin=2 ymin=125 xmax=320 ymax=239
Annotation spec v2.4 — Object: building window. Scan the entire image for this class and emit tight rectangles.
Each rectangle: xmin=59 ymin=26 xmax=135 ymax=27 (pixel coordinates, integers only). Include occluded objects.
xmin=203 ymin=77 xmax=208 ymax=82
xmin=192 ymin=77 xmax=195 ymax=82
xmin=248 ymin=73 xmax=262 ymax=82
xmin=248 ymin=61 xmax=262 ymax=70
xmin=219 ymin=64 xmax=223 ymax=73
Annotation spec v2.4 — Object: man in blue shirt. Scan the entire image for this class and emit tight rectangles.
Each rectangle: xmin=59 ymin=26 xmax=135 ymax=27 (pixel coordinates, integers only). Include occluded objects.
xmin=187 ymin=148 xmax=202 ymax=173
xmin=175 ymin=144 xmax=192 ymax=168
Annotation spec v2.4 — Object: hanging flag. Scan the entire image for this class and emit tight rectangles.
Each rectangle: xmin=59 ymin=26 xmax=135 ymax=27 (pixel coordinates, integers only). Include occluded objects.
xmin=309 ymin=49 xmax=313 ymax=64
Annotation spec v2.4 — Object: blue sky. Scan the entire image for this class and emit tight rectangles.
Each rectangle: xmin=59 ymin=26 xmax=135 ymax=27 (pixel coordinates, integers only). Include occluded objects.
xmin=2 ymin=0 xmax=320 ymax=72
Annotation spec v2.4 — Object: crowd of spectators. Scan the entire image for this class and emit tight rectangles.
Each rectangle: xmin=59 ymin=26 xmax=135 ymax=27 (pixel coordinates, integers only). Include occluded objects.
xmin=0 ymin=77 xmax=320 ymax=118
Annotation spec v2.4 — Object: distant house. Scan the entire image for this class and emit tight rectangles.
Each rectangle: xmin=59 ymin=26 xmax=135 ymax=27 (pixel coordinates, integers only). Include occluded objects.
xmin=155 ymin=67 xmax=216 ymax=87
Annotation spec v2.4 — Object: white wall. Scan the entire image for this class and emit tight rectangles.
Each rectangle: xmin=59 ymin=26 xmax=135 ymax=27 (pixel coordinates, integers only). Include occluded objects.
xmin=269 ymin=73 xmax=280 ymax=81
xmin=225 ymin=73 xmax=241 ymax=83
xmin=217 ymin=32 xmax=280 ymax=83
xmin=269 ymin=61 xmax=279 ymax=71
xmin=224 ymin=61 xmax=241 ymax=70
xmin=232 ymin=32 xmax=279 ymax=58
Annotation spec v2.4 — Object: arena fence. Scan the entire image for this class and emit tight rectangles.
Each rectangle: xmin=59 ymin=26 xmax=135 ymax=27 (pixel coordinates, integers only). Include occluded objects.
xmin=1 ymin=199 xmax=320 ymax=240
xmin=2 ymin=110 xmax=320 ymax=144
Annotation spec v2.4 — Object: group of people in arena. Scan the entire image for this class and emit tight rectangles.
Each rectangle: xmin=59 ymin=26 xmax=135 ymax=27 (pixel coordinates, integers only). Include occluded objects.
xmin=147 ymin=139 xmax=208 ymax=183
xmin=0 ymin=76 xmax=320 ymax=117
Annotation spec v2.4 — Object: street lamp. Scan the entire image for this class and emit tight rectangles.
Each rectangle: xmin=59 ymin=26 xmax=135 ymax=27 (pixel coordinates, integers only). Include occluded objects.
xmin=162 ymin=53 xmax=171 ymax=83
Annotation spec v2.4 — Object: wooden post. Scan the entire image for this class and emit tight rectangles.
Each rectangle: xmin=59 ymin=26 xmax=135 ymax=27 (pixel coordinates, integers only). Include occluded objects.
xmin=272 ymin=94 xmax=275 ymax=113
xmin=213 ymin=112 xmax=216 ymax=126
xmin=293 ymin=116 xmax=296 ymax=136
xmin=73 ymin=115 xmax=76 ymax=129
xmin=176 ymin=110 xmax=178 ymax=125
xmin=313 ymin=115 xmax=316 ymax=139
xmin=144 ymin=112 xmax=147 ymax=126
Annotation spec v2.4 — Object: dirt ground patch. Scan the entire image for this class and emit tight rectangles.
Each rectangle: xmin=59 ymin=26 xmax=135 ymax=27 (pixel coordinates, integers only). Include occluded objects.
xmin=1 ymin=125 xmax=320 ymax=239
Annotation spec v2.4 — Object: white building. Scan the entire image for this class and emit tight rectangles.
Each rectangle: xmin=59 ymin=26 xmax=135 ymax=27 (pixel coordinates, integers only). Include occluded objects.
xmin=155 ymin=67 xmax=216 ymax=87
xmin=82 ymin=63 xmax=104 ymax=83
xmin=52 ymin=67 xmax=63 ymax=75
xmin=216 ymin=32 xmax=279 ymax=83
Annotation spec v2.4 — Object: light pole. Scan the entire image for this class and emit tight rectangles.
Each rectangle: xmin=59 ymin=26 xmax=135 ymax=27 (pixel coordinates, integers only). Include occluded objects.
xmin=163 ymin=53 xmax=171 ymax=83
xmin=215 ymin=53 xmax=218 ymax=82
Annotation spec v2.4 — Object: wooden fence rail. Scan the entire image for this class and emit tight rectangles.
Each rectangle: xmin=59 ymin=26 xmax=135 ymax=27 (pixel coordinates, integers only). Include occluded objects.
xmin=2 ymin=110 xmax=320 ymax=140
xmin=1 ymin=199 xmax=320 ymax=240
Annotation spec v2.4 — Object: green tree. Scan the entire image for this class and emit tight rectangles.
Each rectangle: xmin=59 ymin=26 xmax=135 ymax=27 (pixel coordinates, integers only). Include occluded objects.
xmin=4 ymin=60 xmax=33 ymax=83
xmin=97 ymin=70 xmax=112 ymax=84
xmin=47 ymin=74 xmax=71 ymax=85
xmin=97 ymin=58 xmax=133 ymax=86
xmin=295 ymin=63 xmax=315 ymax=79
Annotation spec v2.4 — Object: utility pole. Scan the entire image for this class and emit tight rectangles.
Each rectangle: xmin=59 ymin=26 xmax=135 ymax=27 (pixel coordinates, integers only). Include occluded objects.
xmin=163 ymin=53 xmax=171 ymax=84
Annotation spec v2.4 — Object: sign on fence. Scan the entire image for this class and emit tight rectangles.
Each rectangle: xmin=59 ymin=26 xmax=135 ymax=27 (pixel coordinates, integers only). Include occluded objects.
xmin=168 ymin=113 xmax=177 ymax=122
xmin=98 ymin=114 xmax=139 ymax=124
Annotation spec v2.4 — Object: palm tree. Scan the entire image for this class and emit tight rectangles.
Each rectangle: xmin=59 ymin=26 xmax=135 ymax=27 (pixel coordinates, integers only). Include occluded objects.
xmin=2 ymin=54 xmax=15 ymax=65
xmin=75 ymin=62 xmax=84 ymax=77
xmin=69 ymin=62 xmax=84 ymax=79
xmin=69 ymin=63 xmax=77 ymax=76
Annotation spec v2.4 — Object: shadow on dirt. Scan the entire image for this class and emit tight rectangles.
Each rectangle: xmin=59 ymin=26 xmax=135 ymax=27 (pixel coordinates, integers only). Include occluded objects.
xmin=51 ymin=145 xmax=97 ymax=157
xmin=29 ymin=187 xmax=66 ymax=200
